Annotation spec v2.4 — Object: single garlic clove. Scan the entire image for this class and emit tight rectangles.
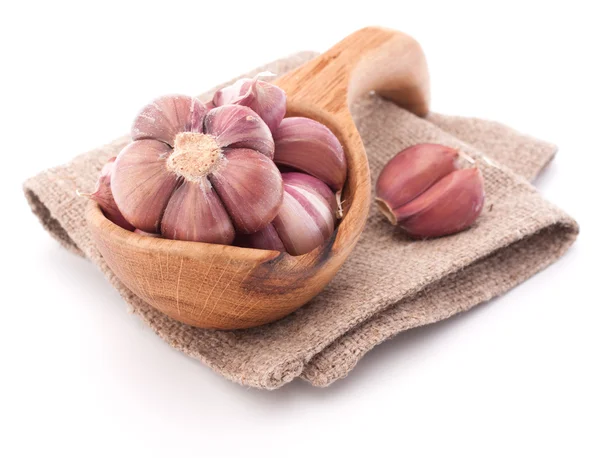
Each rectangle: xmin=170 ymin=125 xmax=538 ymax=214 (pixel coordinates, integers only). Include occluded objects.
xmin=376 ymin=143 xmax=459 ymax=217
xmin=160 ymin=178 xmax=235 ymax=244
xmin=271 ymin=172 xmax=337 ymax=256
xmin=394 ymin=168 xmax=485 ymax=238
xmin=131 ymin=95 xmax=207 ymax=146
xmin=84 ymin=157 xmax=135 ymax=231
xmin=204 ymin=105 xmax=274 ymax=158
xmin=234 ymin=223 xmax=286 ymax=252
xmin=273 ymin=117 xmax=347 ymax=191
xmin=282 ymin=171 xmax=337 ymax=210
xmin=213 ymin=76 xmax=286 ymax=132
xmin=209 ymin=148 xmax=283 ymax=234
xmin=111 ymin=139 xmax=179 ymax=233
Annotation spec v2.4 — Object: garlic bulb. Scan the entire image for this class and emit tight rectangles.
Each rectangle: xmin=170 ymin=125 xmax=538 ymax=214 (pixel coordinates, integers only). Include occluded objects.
xmin=212 ymin=74 xmax=286 ymax=133
xmin=87 ymin=82 xmax=349 ymax=253
xmin=80 ymin=157 xmax=135 ymax=232
xmin=111 ymin=96 xmax=283 ymax=243
xmin=273 ymin=117 xmax=346 ymax=192
xmin=237 ymin=172 xmax=337 ymax=256
xmin=376 ymin=144 xmax=485 ymax=238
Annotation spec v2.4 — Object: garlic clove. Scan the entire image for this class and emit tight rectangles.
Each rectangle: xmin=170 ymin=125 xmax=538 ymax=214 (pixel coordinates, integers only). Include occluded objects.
xmin=160 ymin=178 xmax=235 ymax=244
xmin=209 ymin=148 xmax=283 ymax=234
xmin=111 ymin=139 xmax=180 ymax=233
xmin=282 ymin=171 xmax=337 ymax=211
xmin=83 ymin=157 xmax=135 ymax=231
xmin=271 ymin=172 xmax=337 ymax=256
xmin=376 ymin=143 xmax=459 ymax=216
xmin=273 ymin=117 xmax=347 ymax=191
xmin=234 ymin=223 xmax=286 ymax=252
xmin=131 ymin=95 xmax=207 ymax=146
xmin=204 ymin=105 xmax=274 ymax=158
xmin=395 ymin=168 xmax=485 ymax=238
xmin=213 ymin=76 xmax=286 ymax=133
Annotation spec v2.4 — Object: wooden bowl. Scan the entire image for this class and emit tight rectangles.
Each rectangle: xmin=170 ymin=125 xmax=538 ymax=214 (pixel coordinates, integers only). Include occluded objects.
xmin=87 ymin=27 xmax=430 ymax=329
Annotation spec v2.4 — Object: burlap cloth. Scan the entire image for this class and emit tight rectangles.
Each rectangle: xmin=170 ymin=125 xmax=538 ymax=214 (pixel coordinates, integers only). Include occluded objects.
xmin=23 ymin=52 xmax=579 ymax=389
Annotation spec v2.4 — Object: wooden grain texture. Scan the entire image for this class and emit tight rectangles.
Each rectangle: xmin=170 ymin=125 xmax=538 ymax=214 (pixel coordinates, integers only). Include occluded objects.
xmin=86 ymin=26 xmax=430 ymax=329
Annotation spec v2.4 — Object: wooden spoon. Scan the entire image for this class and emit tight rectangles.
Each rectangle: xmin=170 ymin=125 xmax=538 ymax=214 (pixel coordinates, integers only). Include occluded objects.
xmin=87 ymin=26 xmax=430 ymax=330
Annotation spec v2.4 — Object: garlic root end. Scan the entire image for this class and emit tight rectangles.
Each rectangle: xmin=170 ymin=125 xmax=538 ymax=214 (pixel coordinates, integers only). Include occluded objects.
xmin=375 ymin=198 xmax=398 ymax=226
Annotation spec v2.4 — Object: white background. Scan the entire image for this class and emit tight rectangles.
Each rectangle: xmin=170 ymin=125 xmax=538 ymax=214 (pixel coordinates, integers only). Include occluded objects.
xmin=2 ymin=1 xmax=599 ymax=456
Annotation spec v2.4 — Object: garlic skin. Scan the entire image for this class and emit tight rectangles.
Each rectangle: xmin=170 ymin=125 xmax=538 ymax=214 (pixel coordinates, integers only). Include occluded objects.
xmin=273 ymin=172 xmax=337 ymax=255
xmin=111 ymin=96 xmax=282 ymax=242
xmin=161 ymin=180 xmax=235 ymax=244
xmin=83 ymin=157 xmax=135 ymax=232
xmin=212 ymin=75 xmax=286 ymax=133
xmin=112 ymin=140 xmax=179 ymax=233
xmin=273 ymin=117 xmax=347 ymax=192
xmin=376 ymin=144 xmax=485 ymax=238
xmin=203 ymin=105 xmax=275 ymax=156
xmin=235 ymin=172 xmax=337 ymax=256
xmin=131 ymin=95 xmax=205 ymax=145
xmin=395 ymin=168 xmax=485 ymax=238
xmin=376 ymin=143 xmax=459 ymax=212
xmin=235 ymin=223 xmax=286 ymax=252
xmin=208 ymin=149 xmax=284 ymax=234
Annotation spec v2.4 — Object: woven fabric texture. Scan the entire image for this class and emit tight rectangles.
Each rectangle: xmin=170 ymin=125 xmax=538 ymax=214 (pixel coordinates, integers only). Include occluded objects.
xmin=23 ymin=52 xmax=578 ymax=389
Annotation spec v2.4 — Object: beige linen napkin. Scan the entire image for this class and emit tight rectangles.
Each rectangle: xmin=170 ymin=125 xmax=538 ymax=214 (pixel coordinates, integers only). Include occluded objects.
xmin=24 ymin=52 xmax=578 ymax=389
